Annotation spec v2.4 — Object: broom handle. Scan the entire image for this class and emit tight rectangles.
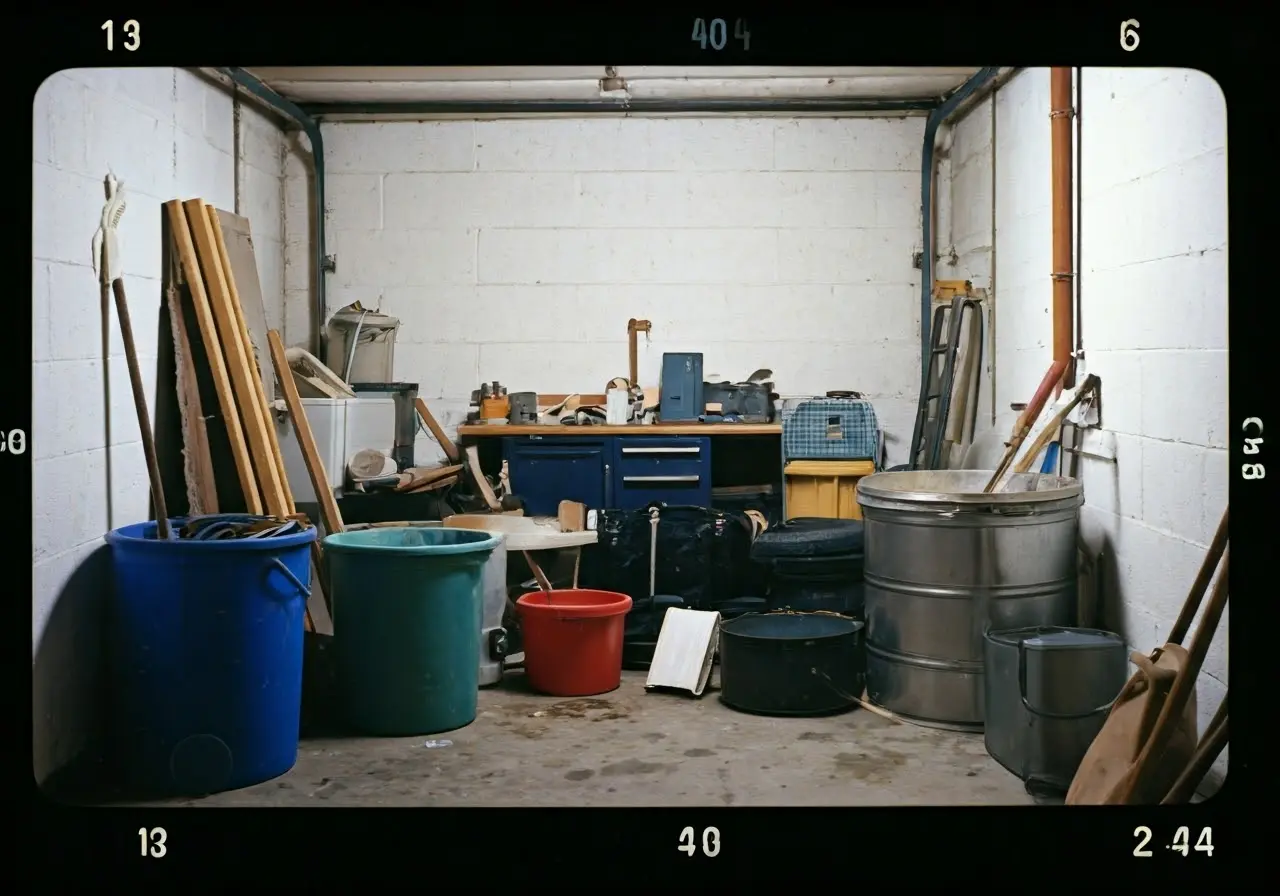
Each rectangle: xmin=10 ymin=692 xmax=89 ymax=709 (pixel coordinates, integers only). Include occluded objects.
xmin=1161 ymin=699 xmax=1228 ymax=804
xmin=1165 ymin=508 xmax=1229 ymax=648
xmin=112 ymin=278 xmax=170 ymax=539
xmin=1012 ymin=375 xmax=1099 ymax=475
xmin=983 ymin=360 xmax=1066 ymax=492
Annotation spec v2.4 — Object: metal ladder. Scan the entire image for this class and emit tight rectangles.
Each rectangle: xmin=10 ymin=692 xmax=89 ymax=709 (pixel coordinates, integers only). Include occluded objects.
xmin=907 ymin=294 xmax=984 ymax=470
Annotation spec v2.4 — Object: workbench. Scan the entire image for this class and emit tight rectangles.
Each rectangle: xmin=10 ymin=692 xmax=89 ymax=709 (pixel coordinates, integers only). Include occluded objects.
xmin=457 ymin=422 xmax=782 ymax=517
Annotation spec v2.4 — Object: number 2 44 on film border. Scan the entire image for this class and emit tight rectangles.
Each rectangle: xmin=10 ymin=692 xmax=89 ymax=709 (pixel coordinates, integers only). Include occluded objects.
xmin=1134 ymin=826 xmax=1213 ymax=858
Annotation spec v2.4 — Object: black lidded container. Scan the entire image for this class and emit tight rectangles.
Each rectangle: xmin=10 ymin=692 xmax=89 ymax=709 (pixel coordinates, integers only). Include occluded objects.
xmin=983 ymin=625 xmax=1129 ymax=792
xmin=718 ymin=612 xmax=865 ymax=716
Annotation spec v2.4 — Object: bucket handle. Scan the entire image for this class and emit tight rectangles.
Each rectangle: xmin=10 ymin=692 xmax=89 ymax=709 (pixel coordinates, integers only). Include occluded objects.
xmin=1018 ymin=641 xmax=1115 ymax=719
xmin=267 ymin=557 xmax=311 ymax=599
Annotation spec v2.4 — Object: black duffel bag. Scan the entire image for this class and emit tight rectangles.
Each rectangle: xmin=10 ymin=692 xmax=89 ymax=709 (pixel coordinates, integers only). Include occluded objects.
xmin=578 ymin=503 xmax=756 ymax=610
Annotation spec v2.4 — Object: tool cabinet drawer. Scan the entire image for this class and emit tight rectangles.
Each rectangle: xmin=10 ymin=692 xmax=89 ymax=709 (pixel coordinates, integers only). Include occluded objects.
xmin=615 ymin=436 xmax=709 ymax=477
xmin=614 ymin=436 xmax=711 ymax=510
xmin=502 ymin=438 xmax=610 ymax=515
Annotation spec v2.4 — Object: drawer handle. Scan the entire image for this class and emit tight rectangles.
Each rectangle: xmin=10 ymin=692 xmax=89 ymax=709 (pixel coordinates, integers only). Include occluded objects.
xmin=622 ymin=475 xmax=701 ymax=483
xmin=620 ymin=446 xmax=701 ymax=455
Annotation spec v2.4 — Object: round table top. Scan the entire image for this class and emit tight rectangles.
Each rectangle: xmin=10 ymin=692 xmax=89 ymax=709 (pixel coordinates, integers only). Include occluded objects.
xmin=442 ymin=514 xmax=598 ymax=551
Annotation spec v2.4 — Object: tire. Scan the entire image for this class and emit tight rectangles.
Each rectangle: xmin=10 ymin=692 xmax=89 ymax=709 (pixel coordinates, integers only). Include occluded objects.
xmin=768 ymin=578 xmax=865 ymax=618
xmin=770 ymin=552 xmax=864 ymax=579
xmin=750 ymin=518 xmax=865 ymax=560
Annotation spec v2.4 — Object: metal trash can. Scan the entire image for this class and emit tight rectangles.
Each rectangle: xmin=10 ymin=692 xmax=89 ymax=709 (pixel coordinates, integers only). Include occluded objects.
xmin=857 ymin=470 xmax=1083 ymax=730
xmin=983 ymin=626 xmax=1129 ymax=792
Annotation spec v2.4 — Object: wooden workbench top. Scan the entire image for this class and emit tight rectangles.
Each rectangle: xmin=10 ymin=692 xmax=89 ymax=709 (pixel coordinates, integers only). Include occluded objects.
xmin=458 ymin=422 xmax=781 ymax=437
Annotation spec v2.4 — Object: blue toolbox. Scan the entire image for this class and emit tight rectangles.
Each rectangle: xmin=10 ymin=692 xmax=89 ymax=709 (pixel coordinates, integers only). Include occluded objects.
xmin=659 ymin=352 xmax=704 ymax=421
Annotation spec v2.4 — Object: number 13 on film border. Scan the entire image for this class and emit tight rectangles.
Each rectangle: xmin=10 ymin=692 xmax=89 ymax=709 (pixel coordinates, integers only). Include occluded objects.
xmin=103 ymin=19 xmax=141 ymax=51
xmin=139 ymin=827 xmax=167 ymax=858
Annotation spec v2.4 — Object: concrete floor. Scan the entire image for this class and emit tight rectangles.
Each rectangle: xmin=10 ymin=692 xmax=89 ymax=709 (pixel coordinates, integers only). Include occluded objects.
xmin=156 ymin=669 xmax=1035 ymax=807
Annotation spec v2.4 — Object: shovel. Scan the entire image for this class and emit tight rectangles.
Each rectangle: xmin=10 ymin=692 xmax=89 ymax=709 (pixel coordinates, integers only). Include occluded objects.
xmin=1065 ymin=508 xmax=1228 ymax=805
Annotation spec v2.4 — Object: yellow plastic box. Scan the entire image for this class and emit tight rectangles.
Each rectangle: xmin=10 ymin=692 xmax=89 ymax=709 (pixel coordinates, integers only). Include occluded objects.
xmin=783 ymin=460 xmax=876 ymax=521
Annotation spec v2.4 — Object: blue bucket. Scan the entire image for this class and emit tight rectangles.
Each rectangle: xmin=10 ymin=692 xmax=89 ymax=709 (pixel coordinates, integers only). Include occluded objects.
xmin=105 ymin=518 xmax=317 ymax=796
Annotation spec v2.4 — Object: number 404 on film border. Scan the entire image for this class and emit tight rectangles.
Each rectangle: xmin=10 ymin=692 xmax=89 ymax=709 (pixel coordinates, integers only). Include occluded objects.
xmin=691 ymin=18 xmax=749 ymax=51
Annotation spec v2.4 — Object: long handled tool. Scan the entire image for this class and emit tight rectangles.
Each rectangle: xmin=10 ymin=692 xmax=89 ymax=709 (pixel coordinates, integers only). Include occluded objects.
xmin=1159 ymin=508 xmax=1229 ymax=659
xmin=93 ymin=175 xmax=170 ymax=539
xmin=1161 ymin=697 xmax=1228 ymax=804
xmin=983 ymin=360 xmax=1067 ymax=493
xmin=1066 ymin=507 xmax=1229 ymax=805
xmin=1008 ymin=373 xmax=1100 ymax=479
xmin=1112 ymin=550 xmax=1228 ymax=804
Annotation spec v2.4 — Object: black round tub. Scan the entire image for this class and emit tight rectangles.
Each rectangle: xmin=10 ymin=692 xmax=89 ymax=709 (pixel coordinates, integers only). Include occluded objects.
xmin=718 ymin=612 xmax=866 ymax=716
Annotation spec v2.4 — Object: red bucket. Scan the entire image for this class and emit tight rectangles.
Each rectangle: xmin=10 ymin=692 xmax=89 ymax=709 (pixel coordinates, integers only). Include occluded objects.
xmin=516 ymin=589 xmax=633 ymax=697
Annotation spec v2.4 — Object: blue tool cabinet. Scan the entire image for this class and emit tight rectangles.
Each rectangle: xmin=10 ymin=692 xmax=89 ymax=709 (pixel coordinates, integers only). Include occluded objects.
xmin=500 ymin=437 xmax=610 ymax=515
xmin=613 ymin=435 xmax=711 ymax=510
xmin=502 ymin=434 xmax=712 ymax=515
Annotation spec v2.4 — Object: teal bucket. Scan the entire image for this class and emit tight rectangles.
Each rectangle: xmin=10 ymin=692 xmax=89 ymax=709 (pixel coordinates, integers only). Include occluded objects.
xmin=322 ymin=526 xmax=501 ymax=736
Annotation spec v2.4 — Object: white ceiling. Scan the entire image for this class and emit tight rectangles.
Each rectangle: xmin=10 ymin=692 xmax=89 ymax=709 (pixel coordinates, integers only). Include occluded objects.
xmin=245 ymin=67 xmax=980 ymax=105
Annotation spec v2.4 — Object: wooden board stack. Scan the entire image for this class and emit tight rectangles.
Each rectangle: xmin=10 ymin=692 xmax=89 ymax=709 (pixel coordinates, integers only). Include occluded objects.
xmin=161 ymin=198 xmax=336 ymax=634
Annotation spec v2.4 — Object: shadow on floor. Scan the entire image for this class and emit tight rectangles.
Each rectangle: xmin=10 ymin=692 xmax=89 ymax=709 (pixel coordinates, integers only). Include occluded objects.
xmin=41 ymin=615 xmax=1052 ymax=809
xmin=79 ymin=669 xmax=1037 ymax=808
xmin=43 ymin=630 xmax=353 ymax=806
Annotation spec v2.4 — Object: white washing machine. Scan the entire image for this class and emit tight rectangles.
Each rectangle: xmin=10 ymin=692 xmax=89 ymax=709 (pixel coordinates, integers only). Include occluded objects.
xmin=478 ymin=536 xmax=509 ymax=686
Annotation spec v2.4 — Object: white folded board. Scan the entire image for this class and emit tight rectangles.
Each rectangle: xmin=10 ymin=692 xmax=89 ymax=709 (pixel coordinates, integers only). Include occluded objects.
xmin=645 ymin=608 xmax=721 ymax=697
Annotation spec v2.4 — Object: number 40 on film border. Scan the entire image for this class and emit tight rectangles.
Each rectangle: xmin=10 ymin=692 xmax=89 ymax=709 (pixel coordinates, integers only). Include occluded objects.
xmin=678 ymin=825 xmax=720 ymax=857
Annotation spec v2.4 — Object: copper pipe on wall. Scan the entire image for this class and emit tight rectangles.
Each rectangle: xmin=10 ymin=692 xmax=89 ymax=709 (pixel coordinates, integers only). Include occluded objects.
xmin=1050 ymin=67 xmax=1076 ymax=389
xmin=1074 ymin=68 xmax=1085 ymax=371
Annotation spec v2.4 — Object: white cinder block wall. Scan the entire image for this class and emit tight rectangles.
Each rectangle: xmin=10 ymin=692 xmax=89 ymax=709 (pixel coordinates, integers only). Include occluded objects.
xmin=946 ymin=68 xmax=1228 ymax=786
xmin=284 ymin=117 xmax=928 ymax=466
xmin=32 ymin=68 xmax=291 ymax=783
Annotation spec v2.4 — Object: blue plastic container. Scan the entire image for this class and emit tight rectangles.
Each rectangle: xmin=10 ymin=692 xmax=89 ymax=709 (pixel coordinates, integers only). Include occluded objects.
xmin=105 ymin=519 xmax=317 ymax=796
xmin=322 ymin=526 xmax=500 ymax=736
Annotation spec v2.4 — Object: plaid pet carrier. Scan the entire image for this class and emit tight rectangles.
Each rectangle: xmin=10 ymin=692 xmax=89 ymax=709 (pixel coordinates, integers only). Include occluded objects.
xmin=781 ymin=397 xmax=880 ymax=462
